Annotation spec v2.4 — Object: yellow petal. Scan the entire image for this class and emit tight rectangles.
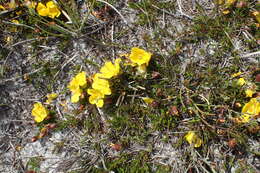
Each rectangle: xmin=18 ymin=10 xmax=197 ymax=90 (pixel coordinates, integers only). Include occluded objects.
xmin=68 ymin=79 xmax=79 ymax=93
xmin=99 ymin=59 xmax=121 ymax=79
xmin=129 ymin=47 xmax=152 ymax=66
xmin=240 ymin=114 xmax=251 ymax=123
xmin=75 ymin=71 xmax=87 ymax=87
xmin=87 ymin=89 xmax=105 ymax=107
xmin=11 ymin=19 xmax=19 ymax=24
xmin=142 ymin=97 xmax=154 ymax=104
xmin=71 ymin=92 xmax=81 ymax=103
xmin=92 ymin=76 xmax=111 ymax=95
xmin=68 ymin=72 xmax=87 ymax=93
xmin=96 ymin=99 xmax=104 ymax=107
xmin=231 ymin=71 xmax=242 ymax=78
xmin=222 ymin=9 xmax=230 ymax=15
xmin=0 ymin=5 xmax=5 ymax=10
xmin=237 ymin=78 xmax=246 ymax=86
xmin=37 ymin=3 xmax=49 ymax=16
xmin=242 ymin=98 xmax=260 ymax=118
xmin=245 ymin=89 xmax=254 ymax=98
xmin=46 ymin=93 xmax=58 ymax=104
xmin=34 ymin=116 xmax=44 ymax=123
xmin=184 ymin=131 xmax=202 ymax=148
xmin=31 ymin=102 xmax=49 ymax=123
xmin=100 ymin=62 xmax=116 ymax=79
xmin=46 ymin=1 xmax=61 ymax=18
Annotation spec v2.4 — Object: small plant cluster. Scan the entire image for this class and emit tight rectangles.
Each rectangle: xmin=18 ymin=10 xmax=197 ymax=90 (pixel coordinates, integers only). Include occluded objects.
xmin=67 ymin=47 xmax=152 ymax=107
xmin=30 ymin=48 xmax=154 ymax=136
xmin=217 ymin=0 xmax=260 ymax=27
xmin=0 ymin=0 xmax=60 ymax=18
xmin=29 ymin=47 xmax=209 ymax=148
xmin=0 ymin=0 xmax=91 ymax=38
xmin=36 ymin=1 xmax=61 ymax=19
xmin=233 ymin=72 xmax=260 ymax=123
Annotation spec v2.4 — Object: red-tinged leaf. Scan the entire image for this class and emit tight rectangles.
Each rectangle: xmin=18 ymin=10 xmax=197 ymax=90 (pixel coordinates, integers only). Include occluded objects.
xmin=31 ymin=136 xmax=38 ymax=142
xmin=169 ymin=106 xmax=179 ymax=116
xmin=110 ymin=143 xmax=122 ymax=151
xmin=46 ymin=123 xmax=56 ymax=129
xmin=228 ymin=138 xmax=237 ymax=148
xmin=151 ymin=71 xmax=161 ymax=79
xmin=255 ymin=74 xmax=260 ymax=82
xmin=26 ymin=171 xmax=36 ymax=173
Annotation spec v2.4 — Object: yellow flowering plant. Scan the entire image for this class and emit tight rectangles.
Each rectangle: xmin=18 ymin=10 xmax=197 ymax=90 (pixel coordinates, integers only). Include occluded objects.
xmin=252 ymin=11 xmax=260 ymax=27
xmin=87 ymin=89 xmax=105 ymax=108
xmin=245 ymin=89 xmax=254 ymax=98
xmin=68 ymin=71 xmax=87 ymax=103
xmin=237 ymin=78 xmax=246 ymax=86
xmin=36 ymin=1 xmax=61 ymax=19
xmin=184 ymin=131 xmax=203 ymax=148
xmin=45 ymin=93 xmax=58 ymax=104
xmin=142 ymin=97 xmax=154 ymax=104
xmin=92 ymin=75 xmax=111 ymax=96
xmin=231 ymin=71 xmax=242 ymax=78
xmin=99 ymin=58 xmax=121 ymax=79
xmin=122 ymin=47 xmax=152 ymax=75
xmin=32 ymin=102 xmax=49 ymax=123
xmin=234 ymin=98 xmax=260 ymax=123
xmin=129 ymin=47 xmax=152 ymax=67
xmin=242 ymin=98 xmax=260 ymax=118
xmin=66 ymin=48 xmax=153 ymax=108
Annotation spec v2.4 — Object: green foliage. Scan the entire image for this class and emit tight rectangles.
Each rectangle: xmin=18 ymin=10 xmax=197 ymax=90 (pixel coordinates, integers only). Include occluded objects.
xmin=26 ymin=157 xmax=43 ymax=172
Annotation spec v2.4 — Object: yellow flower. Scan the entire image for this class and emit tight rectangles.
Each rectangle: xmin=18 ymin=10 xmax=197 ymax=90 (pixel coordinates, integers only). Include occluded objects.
xmin=0 ymin=5 xmax=5 ymax=10
xmin=231 ymin=71 xmax=242 ymax=78
xmin=36 ymin=2 xmax=49 ymax=17
xmin=184 ymin=131 xmax=202 ymax=148
xmin=99 ymin=58 xmax=121 ymax=79
xmin=253 ymin=11 xmax=260 ymax=24
xmin=68 ymin=72 xmax=87 ymax=103
xmin=46 ymin=1 xmax=61 ymax=18
xmin=36 ymin=1 xmax=60 ymax=18
xmin=129 ymin=47 xmax=152 ymax=66
xmin=142 ymin=97 xmax=154 ymax=104
xmin=242 ymin=98 xmax=260 ymax=118
xmin=237 ymin=78 xmax=246 ymax=86
xmin=11 ymin=19 xmax=19 ymax=24
xmin=68 ymin=72 xmax=87 ymax=93
xmin=45 ymin=93 xmax=58 ymax=104
xmin=239 ymin=114 xmax=251 ymax=123
xmin=71 ymin=89 xmax=82 ymax=103
xmin=92 ymin=74 xmax=111 ymax=95
xmin=245 ymin=89 xmax=254 ymax=98
xmin=87 ymin=89 xmax=105 ymax=107
xmin=222 ymin=9 xmax=230 ymax=15
xmin=32 ymin=103 xmax=49 ymax=123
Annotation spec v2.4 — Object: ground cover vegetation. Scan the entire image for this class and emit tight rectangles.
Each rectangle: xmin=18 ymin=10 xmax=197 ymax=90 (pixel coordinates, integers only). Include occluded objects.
xmin=0 ymin=0 xmax=259 ymax=172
